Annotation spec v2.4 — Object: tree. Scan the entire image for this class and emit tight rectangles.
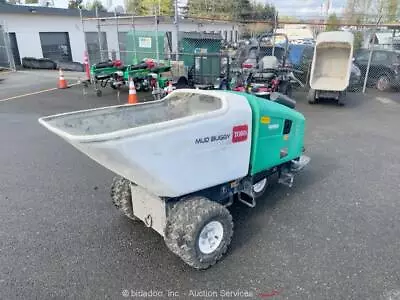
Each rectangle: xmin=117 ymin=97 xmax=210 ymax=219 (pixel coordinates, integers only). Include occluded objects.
xmin=125 ymin=0 xmax=173 ymax=15
xmin=186 ymin=0 xmax=276 ymax=21
xmin=354 ymin=31 xmax=364 ymax=50
xmin=252 ymin=3 xmax=276 ymax=21
xmin=326 ymin=13 xmax=340 ymax=31
xmin=124 ymin=0 xmax=142 ymax=14
xmin=344 ymin=0 xmax=393 ymax=23
xmin=86 ymin=0 xmax=106 ymax=11
xmin=68 ymin=0 xmax=83 ymax=9
xmin=141 ymin=0 xmax=173 ymax=15
xmin=25 ymin=0 xmax=38 ymax=3
xmin=385 ymin=0 xmax=398 ymax=23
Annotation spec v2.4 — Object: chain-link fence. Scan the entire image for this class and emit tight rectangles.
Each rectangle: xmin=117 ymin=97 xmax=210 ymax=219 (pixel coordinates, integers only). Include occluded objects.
xmin=81 ymin=14 xmax=233 ymax=89
xmin=80 ymin=11 xmax=400 ymax=95
xmin=0 ymin=22 xmax=15 ymax=71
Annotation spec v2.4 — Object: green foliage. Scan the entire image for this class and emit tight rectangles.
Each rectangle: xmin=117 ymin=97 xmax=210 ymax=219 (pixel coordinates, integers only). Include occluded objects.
xmin=326 ymin=13 xmax=340 ymax=31
xmin=86 ymin=0 xmax=106 ymax=11
xmin=353 ymin=31 xmax=363 ymax=50
xmin=125 ymin=0 xmax=173 ymax=15
xmin=125 ymin=0 xmax=141 ymax=14
xmin=385 ymin=0 xmax=398 ymax=23
xmin=68 ymin=0 xmax=83 ymax=9
xmin=345 ymin=0 xmax=399 ymax=23
xmin=25 ymin=0 xmax=38 ymax=4
xmin=186 ymin=0 xmax=276 ymax=21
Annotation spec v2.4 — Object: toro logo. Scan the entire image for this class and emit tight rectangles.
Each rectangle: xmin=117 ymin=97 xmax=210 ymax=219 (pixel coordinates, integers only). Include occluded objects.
xmin=232 ymin=124 xmax=248 ymax=143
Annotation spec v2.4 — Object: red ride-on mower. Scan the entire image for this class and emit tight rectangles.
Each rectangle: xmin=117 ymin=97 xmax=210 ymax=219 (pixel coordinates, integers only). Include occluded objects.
xmin=233 ymin=32 xmax=303 ymax=98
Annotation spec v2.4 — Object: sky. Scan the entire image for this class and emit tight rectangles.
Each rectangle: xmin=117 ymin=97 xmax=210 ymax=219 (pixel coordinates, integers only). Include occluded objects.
xmin=46 ymin=0 xmax=348 ymax=18
xmin=268 ymin=0 xmax=347 ymax=17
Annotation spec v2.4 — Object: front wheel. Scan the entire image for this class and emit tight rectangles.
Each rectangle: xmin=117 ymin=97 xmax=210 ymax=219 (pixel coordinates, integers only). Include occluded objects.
xmin=110 ymin=176 xmax=138 ymax=221
xmin=252 ymin=177 xmax=268 ymax=199
xmin=307 ymin=88 xmax=316 ymax=104
xmin=278 ymin=81 xmax=292 ymax=97
xmin=164 ymin=196 xmax=233 ymax=270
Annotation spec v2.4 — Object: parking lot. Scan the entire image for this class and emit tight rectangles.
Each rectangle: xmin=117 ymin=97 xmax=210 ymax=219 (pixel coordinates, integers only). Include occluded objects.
xmin=1 ymin=70 xmax=400 ymax=300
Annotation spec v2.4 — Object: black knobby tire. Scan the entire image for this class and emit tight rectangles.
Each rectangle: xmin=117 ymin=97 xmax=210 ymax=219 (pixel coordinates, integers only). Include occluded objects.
xmin=307 ymin=88 xmax=316 ymax=104
xmin=110 ymin=176 xmax=138 ymax=221
xmin=286 ymin=83 xmax=293 ymax=98
xmin=338 ymin=91 xmax=346 ymax=106
xmin=278 ymin=81 xmax=292 ymax=97
xmin=164 ymin=197 xmax=234 ymax=270
xmin=135 ymin=81 xmax=142 ymax=92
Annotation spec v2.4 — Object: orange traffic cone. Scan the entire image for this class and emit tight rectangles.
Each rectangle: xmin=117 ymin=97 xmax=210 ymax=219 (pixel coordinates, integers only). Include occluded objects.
xmin=128 ymin=78 xmax=138 ymax=104
xmin=58 ymin=68 xmax=68 ymax=89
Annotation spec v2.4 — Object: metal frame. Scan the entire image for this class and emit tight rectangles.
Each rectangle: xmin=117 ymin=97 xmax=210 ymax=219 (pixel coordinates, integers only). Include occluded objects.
xmin=79 ymin=8 xmax=181 ymax=67
xmin=0 ymin=21 xmax=16 ymax=71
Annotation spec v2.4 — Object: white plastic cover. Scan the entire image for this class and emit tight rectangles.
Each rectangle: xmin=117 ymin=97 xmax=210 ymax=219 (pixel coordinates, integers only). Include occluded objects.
xmin=39 ymin=89 xmax=253 ymax=197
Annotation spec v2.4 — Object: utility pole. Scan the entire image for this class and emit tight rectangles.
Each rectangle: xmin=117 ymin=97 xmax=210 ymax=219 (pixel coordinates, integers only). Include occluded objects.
xmin=174 ymin=0 xmax=180 ymax=60
xmin=363 ymin=14 xmax=383 ymax=93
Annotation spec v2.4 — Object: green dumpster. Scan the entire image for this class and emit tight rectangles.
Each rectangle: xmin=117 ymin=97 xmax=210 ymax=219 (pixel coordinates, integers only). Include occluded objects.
xmin=123 ymin=30 xmax=166 ymax=65
xmin=180 ymin=32 xmax=222 ymax=85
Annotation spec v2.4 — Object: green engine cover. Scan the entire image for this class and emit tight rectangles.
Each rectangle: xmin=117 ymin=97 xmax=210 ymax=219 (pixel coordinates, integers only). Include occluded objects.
xmin=240 ymin=93 xmax=306 ymax=175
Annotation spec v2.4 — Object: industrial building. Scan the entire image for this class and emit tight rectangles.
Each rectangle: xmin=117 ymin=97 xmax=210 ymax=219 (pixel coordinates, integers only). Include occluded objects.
xmin=0 ymin=1 xmax=240 ymax=67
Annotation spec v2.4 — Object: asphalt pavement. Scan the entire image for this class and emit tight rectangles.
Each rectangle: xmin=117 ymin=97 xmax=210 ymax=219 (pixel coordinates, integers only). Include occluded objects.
xmin=0 ymin=72 xmax=400 ymax=300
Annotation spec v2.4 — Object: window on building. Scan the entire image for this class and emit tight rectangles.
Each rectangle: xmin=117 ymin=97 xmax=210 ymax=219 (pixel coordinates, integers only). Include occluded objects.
xmin=39 ymin=32 xmax=72 ymax=62
xmin=8 ymin=33 xmax=21 ymax=66
xmin=85 ymin=32 xmax=108 ymax=64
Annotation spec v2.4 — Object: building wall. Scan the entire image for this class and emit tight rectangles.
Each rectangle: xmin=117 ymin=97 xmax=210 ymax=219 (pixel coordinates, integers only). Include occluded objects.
xmin=0 ymin=13 xmax=240 ymax=64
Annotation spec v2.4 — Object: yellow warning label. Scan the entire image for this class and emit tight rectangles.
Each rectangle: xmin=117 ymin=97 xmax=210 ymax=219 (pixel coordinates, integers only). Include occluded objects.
xmin=261 ymin=116 xmax=271 ymax=124
xmin=283 ymin=134 xmax=289 ymax=141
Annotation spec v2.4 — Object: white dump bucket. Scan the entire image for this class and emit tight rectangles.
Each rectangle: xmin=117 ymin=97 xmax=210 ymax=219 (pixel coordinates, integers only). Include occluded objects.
xmin=39 ymin=89 xmax=253 ymax=197
xmin=310 ymin=31 xmax=354 ymax=91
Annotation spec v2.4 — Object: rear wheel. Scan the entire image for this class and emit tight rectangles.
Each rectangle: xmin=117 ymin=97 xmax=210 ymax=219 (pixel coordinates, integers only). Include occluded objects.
xmin=164 ymin=196 xmax=233 ymax=269
xmin=338 ymin=91 xmax=346 ymax=106
xmin=135 ymin=81 xmax=142 ymax=92
xmin=307 ymin=88 xmax=316 ymax=104
xmin=111 ymin=176 xmax=138 ymax=221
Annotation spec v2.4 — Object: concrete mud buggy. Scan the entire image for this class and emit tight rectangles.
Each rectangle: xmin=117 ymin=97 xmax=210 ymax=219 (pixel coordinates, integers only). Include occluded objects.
xmin=38 ymin=89 xmax=310 ymax=269
xmin=307 ymin=31 xmax=354 ymax=106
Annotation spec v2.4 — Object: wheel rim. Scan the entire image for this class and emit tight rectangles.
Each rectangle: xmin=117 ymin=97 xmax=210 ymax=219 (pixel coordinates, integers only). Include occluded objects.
xmin=253 ymin=178 xmax=267 ymax=193
xmin=198 ymin=221 xmax=224 ymax=254
xmin=377 ymin=76 xmax=389 ymax=91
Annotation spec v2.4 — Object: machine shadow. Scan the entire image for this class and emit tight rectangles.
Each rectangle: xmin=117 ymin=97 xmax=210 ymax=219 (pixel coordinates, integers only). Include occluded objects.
xmin=227 ymin=152 xmax=339 ymax=254
xmin=311 ymin=91 xmax=367 ymax=109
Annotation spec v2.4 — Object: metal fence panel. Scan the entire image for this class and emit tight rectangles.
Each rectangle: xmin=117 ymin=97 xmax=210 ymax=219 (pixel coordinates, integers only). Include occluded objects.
xmin=0 ymin=23 xmax=15 ymax=71
xmin=79 ymin=12 xmax=400 ymax=95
